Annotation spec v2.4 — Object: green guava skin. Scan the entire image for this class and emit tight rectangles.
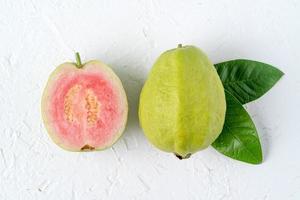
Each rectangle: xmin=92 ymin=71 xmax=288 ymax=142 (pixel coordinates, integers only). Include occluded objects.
xmin=139 ymin=45 xmax=226 ymax=158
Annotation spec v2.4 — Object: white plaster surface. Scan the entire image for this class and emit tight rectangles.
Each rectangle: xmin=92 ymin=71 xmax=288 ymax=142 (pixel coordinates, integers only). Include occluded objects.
xmin=0 ymin=0 xmax=299 ymax=199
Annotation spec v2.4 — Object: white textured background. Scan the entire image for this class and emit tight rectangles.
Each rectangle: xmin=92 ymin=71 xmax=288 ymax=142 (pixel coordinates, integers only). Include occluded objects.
xmin=0 ymin=0 xmax=299 ymax=199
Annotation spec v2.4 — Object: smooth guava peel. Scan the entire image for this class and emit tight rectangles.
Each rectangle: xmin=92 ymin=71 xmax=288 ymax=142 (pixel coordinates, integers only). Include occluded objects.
xmin=139 ymin=45 xmax=226 ymax=159
xmin=41 ymin=53 xmax=128 ymax=151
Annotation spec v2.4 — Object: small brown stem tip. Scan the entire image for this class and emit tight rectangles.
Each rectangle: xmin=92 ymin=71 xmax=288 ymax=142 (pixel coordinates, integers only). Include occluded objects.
xmin=80 ymin=144 xmax=95 ymax=151
xmin=175 ymin=153 xmax=191 ymax=160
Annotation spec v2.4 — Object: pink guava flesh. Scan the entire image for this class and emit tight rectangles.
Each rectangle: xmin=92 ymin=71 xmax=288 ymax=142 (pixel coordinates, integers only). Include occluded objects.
xmin=42 ymin=62 xmax=128 ymax=151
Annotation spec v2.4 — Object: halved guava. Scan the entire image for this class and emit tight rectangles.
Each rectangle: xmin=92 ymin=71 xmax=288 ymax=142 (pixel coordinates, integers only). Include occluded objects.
xmin=41 ymin=54 xmax=128 ymax=151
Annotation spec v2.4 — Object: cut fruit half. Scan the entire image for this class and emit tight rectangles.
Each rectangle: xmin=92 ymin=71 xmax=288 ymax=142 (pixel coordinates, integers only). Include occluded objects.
xmin=41 ymin=53 xmax=128 ymax=151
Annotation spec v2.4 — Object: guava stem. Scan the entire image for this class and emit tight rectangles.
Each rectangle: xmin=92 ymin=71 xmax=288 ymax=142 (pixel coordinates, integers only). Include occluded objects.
xmin=75 ymin=52 xmax=82 ymax=68
xmin=175 ymin=153 xmax=191 ymax=160
xmin=177 ymin=44 xmax=183 ymax=48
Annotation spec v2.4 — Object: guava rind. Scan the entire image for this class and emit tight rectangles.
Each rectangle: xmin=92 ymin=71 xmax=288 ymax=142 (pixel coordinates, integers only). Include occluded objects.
xmin=139 ymin=45 xmax=226 ymax=157
xmin=41 ymin=60 xmax=128 ymax=151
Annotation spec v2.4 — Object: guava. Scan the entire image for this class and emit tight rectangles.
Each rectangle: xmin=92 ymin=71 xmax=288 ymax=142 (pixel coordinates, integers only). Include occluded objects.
xmin=139 ymin=45 xmax=226 ymax=159
xmin=41 ymin=53 xmax=128 ymax=151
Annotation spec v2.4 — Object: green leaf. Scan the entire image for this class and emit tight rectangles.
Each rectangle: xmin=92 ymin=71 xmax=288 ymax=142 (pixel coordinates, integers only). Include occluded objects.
xmin=212 ymin=91 xmax=263 ymax=164
xmin=215 ymin=59 xmax=284 ymax=104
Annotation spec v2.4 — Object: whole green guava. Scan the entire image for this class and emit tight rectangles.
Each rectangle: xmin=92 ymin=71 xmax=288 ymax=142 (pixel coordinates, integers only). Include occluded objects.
xmin=138 ymin=45 xmax=226 ymax=159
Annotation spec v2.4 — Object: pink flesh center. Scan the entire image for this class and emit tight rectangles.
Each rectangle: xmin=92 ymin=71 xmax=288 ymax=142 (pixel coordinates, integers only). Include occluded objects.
xmin=64 ymin=85 xmax=100 ymax=127
xmin=49 ymin=72 xmax=122 ymax=150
